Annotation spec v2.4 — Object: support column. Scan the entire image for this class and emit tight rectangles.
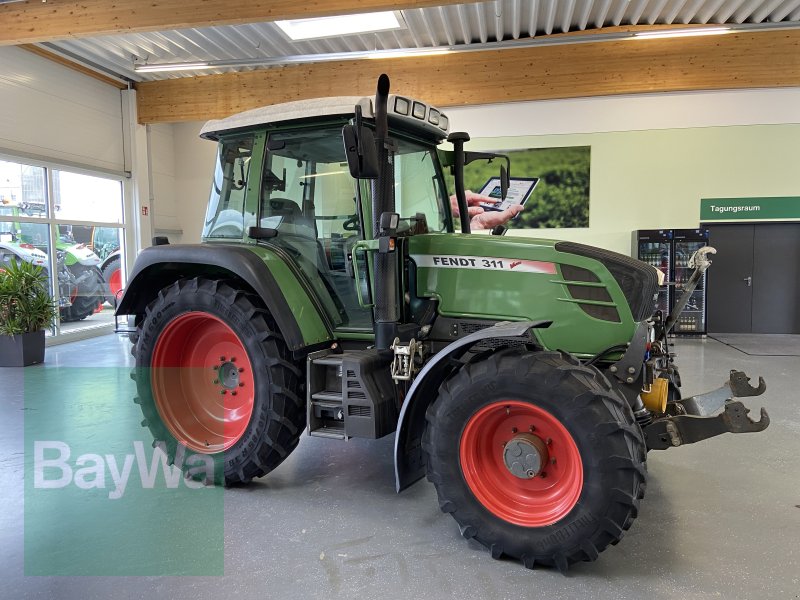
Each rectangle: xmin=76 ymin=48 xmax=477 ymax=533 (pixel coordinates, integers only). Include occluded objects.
xmin=121 ymin=89 xmax=154 ymax=257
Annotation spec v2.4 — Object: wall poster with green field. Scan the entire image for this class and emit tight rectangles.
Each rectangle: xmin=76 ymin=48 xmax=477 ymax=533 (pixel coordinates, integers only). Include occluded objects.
xmin=448 ymin=145 xmax=591 ymax=230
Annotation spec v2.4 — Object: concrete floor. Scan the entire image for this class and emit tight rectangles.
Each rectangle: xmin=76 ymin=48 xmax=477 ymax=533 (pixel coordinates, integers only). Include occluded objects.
xmin=1 ymin=334 xmax=798 ymax=599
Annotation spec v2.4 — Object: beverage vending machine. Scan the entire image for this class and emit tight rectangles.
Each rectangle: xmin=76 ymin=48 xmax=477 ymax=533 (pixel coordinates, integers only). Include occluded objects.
xmin=633 ymin=228 xmax=709 ymax=336
xmin=632 ymin=229 xmax=672 ymax=315
xmin=671 ymin=228 xmax=709 ymax=336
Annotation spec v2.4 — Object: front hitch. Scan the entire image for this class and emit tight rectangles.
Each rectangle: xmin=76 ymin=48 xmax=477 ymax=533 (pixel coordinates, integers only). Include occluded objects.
xmin=643 ymin=370 xmax=770 ymax=450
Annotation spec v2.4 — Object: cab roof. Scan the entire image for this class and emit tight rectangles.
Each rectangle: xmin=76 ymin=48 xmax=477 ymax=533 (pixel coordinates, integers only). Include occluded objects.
xmin=199 ymin=95 xmax=450 ymax=142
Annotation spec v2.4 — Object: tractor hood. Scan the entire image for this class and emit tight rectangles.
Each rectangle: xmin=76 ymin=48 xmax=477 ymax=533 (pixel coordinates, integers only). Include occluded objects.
xmin=0 ymin=241 xmax=48 ymax=267
xmin=408 ymin=233 xmax=660 ymax=357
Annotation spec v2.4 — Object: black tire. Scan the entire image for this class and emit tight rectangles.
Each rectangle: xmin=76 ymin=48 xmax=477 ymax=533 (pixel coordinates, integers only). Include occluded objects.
xmin=60 ymin=265 xmax=105 ymax=322
xmin=101 ymin=255 xmax=122 ymax=305
xmin=132 ymin=277 xmax=306 ymax=485
xmin=422 ymin=348 xmax=646 ymax=573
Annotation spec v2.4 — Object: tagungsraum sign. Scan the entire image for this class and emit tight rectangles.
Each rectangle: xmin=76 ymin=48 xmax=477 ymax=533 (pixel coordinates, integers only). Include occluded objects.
xmin=24 ymin=368 xmax=224 ymax=576
xmin=700 ymin=197 xmax=800 ymax=222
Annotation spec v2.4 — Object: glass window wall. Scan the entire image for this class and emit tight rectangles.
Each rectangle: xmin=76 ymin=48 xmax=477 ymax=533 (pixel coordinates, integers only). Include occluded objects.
xmin=0 ymin=157 xmax=127 ymax=339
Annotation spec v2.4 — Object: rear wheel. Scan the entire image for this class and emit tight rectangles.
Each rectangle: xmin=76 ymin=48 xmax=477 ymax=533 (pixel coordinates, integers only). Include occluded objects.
xmin=60 ymin=265 xmax=104 ymax=322
xmin=423 ymin=348 xmax=646 ymax=573
xmin=132 ymin=277 xmax=305 ymax=485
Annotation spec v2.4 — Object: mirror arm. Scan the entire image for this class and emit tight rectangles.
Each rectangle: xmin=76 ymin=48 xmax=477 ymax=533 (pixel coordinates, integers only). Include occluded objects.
xmin=463 ymin=151 xmax=495 ymax=165
xmin=463 ymin=152 xmax=511 ymax=175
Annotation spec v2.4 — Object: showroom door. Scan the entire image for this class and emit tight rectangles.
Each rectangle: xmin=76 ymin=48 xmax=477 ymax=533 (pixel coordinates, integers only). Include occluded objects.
xmin=751 ymin=224 xmax=800 ymax=333
xmin=707 ymin=223 xmax=800 ymax=334
xmin=707 ymin=225 xmax=754 ymax=333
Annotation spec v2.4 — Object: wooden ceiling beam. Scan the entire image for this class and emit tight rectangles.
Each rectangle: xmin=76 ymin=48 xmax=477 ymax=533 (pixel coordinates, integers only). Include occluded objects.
xmin=135 ymin=30 xmax=800 ymax=124
xmin=0 ymin=0 xmax=478 ymax=46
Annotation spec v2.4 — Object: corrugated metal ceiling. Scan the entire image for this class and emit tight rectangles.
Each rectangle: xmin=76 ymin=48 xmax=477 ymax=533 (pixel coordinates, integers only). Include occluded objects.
xmin=42 ymin=0 xmax=800 ymax=82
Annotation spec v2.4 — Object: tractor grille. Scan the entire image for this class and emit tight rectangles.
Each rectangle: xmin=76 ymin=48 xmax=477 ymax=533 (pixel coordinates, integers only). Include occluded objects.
xmin=557 ymin=243 xmax=658 ymax=322
xmin=559 ymin=264 xmax=621 ymax=323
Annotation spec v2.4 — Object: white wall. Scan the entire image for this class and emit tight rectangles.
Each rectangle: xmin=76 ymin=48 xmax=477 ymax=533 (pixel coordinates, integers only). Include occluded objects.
xmin=141 ymin=120 xmax=218 ymax=244
xmin=447 ymin=88 xmax=800 ymax=254
xmin=147 ymin=122 xmax=184 ymax=243
xmin=172 ymin=122 xmax=217 ymax=244
xmin=446 ymin=88 xmax=800 ymax=137
xmin=456 ymin=123 xmax=800 ymax=253
xmin=0 ymin=46 xmax=124 ymax=173
xmin=162 ymin=88 xmax=800 ymax=252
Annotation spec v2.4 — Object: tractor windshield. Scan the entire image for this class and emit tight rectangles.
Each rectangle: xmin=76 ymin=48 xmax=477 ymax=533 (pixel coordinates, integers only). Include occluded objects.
xmin=392 ymin=134 xmax=451 ymax=235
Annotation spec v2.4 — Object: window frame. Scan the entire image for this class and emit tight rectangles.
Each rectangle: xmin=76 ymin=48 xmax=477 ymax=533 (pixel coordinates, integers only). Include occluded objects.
xmin=0 ymin=151 xmax=128 ymax=340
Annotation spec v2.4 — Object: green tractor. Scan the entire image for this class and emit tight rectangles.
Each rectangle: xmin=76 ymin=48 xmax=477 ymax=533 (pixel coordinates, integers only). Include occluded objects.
xmin=117 ymin=75 xmax=769 ymax=572
xmin=0 ymin=204 xmax=105 ymax=322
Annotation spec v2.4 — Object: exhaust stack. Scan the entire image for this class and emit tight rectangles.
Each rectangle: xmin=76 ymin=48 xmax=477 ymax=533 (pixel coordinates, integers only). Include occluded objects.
xmin=371 ymin=74 xmax=398 ymax=349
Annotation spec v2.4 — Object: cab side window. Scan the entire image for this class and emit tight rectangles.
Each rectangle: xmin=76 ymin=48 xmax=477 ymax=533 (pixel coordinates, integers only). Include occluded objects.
xmin=202 ymin=135 xmax=254 ymax=239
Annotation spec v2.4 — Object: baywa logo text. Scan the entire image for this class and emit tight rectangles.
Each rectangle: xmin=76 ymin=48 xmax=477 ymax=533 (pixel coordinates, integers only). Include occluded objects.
xmin=710 ymin=204 xmax=761 ymax=214
xmin=33 ymin=441 xmax=215 ymax=500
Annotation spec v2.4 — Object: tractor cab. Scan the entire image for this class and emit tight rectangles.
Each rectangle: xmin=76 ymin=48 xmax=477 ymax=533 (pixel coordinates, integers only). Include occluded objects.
xmin=198 ymin=94 xmax=454 ymax=334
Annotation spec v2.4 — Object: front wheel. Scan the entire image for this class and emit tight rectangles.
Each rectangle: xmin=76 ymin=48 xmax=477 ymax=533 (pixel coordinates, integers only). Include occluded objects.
xmin=132 ymin=278 xmax=306 ymax=485
xmin=423 ymin=348 xmax=646 ymax=573
xmin=101 ymin=255 xmax=123 ymax=305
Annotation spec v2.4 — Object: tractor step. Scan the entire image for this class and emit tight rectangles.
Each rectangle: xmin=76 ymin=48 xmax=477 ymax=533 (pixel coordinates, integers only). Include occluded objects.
xmin=306 ymin=350 xmax=399 ymax=440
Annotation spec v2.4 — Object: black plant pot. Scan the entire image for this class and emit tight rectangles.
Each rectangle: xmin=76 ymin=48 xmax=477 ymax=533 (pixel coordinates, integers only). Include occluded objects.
xmin=0 ymin=330 xmax=46 ymax=367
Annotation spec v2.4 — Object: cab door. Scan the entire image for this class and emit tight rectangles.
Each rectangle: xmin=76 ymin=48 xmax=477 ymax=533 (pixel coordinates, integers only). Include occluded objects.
xmin=260 ymin=126 xmax=373 ymax=332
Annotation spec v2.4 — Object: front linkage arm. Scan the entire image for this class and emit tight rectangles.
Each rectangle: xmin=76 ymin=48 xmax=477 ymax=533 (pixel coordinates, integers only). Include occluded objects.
xmin=644 ymin=370 xmax=770 ymax=450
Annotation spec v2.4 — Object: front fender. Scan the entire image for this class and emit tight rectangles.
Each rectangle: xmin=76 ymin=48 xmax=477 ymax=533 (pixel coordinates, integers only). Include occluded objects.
xmin=65 ymin=244 xmax=101 ymax=266
xmin=394 ymin=320 xmax=550 ymax=492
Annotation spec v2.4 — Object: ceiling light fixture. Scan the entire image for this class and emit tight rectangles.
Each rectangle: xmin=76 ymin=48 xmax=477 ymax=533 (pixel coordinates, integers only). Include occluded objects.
xmin=276 ymin=11 xmax=404 ymax=41
xmin=130 ymin=48 xmax=452 ymax=73
xmin=365 ymin=48 xmax=452 ymax=60
xmin=134 ymin=62 xmax=212 ymax=73
xmin=633 ymin=26 xmax=732 ymax=39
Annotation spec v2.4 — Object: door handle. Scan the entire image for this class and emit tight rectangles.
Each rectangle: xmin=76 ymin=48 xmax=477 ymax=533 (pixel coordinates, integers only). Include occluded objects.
xmin=743 ymin=276 xmax=752 ymax=287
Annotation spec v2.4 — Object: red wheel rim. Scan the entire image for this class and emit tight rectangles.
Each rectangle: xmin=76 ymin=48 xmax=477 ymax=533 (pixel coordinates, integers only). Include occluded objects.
xmin=150 ymin=312 xmax=255 ymax=454
xmin=459 ymin=400 xmax=583 ymax=527
xmin=108 ymin=267 xmax=123 ymax=299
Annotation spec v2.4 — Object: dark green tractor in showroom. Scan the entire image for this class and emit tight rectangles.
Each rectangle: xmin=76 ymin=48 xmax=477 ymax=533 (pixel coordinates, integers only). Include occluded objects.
xmin=117 ymin=75 xmax=769 ymax=572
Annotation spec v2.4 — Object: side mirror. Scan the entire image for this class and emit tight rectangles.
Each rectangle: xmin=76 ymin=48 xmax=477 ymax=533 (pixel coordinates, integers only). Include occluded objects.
xmin=500 ymin=165 xmax=510 ymax=201
xmin=343 ymin=124 xmax=380 ymax=179
xmin=248 ymin=226 xmax=279 ymax=240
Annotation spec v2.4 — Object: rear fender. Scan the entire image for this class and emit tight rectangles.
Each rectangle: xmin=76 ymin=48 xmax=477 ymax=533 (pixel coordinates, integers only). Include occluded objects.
xmin=394 ymin=320 xmax=550 ymax=492
xmin=115 ymin=244 xmax=332 ymax=352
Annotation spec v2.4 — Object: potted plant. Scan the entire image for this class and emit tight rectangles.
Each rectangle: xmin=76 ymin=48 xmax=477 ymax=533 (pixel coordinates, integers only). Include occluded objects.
xmin=0 ymin=259 xmax=57 ymax=367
